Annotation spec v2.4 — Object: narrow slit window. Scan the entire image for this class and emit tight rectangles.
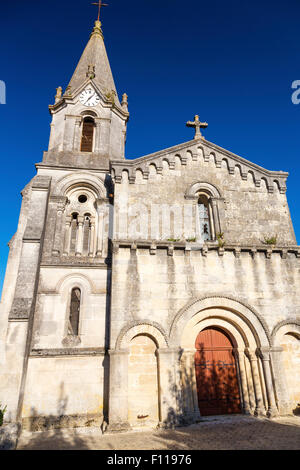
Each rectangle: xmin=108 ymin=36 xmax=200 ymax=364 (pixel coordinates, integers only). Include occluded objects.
xmin=80 ymin=117 xmax=94 ymax=152
xmin=68 ymin=288 xmax=81 ymax=336
xmin=198 ymin=195 xmax=212 ymax=241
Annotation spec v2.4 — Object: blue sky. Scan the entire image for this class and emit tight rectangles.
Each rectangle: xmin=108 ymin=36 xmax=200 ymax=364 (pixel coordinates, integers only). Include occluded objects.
xmin=0 ymin=0 xmax=299 ymax=296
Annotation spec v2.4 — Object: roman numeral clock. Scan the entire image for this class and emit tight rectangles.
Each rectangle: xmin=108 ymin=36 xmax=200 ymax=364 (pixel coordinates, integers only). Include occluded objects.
xmin=79 ymin=86 xmax=100 ymax=107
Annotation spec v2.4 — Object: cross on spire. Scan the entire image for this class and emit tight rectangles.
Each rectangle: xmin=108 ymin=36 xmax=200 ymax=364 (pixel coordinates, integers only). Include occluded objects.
xmin=186 ymin=115 xmax=208 ymax=140
xmin=91 ymin=0 xmax=108 ymax=22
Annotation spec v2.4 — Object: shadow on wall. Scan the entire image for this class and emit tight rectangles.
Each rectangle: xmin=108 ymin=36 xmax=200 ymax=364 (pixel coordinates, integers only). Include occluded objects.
xmin=163 ymin=346 xmax=242 ymax=428
xmin=18 ymin=382 xmax=100 ymax=450
xmin=293 ymin=405 xmax=300 ymax=416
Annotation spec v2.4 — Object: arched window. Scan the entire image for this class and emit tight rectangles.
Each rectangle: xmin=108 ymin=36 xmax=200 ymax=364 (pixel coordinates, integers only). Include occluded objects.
xmin=82 ymin=213 xmax=91 ymax=255
xmin=198 ymin=194 xmax=213 ymax=241
xmin=70 ymin=213 xmax=78 ymax=254
xmin=68 ymin=288 xmax=81 ymax=336
xmin=80 ymin=117 xmax=94 ymax=152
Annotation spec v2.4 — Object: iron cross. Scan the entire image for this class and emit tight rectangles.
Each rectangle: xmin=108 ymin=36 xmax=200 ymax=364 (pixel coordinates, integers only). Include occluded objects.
xmin=91 ymin=0 xmax=108 ymax=22
xmin=186 ymin=115 xmax=208 ymax=140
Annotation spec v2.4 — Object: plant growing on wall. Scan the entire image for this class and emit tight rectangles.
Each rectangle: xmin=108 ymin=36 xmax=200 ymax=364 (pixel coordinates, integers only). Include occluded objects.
xmin=264 ymin=235 xmax=277 ymax=245
xmin=216 ymin=232 xmax=225 ymax=248
xmin=0 ymin=404 xmax=7 ymax=427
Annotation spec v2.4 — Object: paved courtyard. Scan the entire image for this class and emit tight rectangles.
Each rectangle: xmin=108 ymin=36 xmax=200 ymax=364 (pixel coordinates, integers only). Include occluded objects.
xmin=17 ymin=415 xmax=300 ymax=450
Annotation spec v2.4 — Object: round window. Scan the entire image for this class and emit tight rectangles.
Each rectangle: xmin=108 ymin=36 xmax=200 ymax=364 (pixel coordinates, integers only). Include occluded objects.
xmin=78 ymin=195 xmax=88 ymax=203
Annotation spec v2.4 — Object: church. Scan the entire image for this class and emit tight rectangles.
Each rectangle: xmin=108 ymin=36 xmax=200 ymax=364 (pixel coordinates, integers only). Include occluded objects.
xmin=0 ymin=15 xmax=300 ymax=437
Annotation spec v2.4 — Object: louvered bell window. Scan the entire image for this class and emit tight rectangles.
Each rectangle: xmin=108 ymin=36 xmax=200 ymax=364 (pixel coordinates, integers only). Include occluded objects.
xmin=80 ymin=117 xmax=94 ymax=152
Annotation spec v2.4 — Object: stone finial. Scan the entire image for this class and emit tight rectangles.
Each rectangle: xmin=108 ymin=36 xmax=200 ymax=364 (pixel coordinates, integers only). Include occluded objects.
xmin=90 ymin=20 xmax=104 ymax=38
xmin=121 ymin=93 xmax=128 ymax=111
xmin=65 ymin=85 xmax=72 ymax=96
xmin=55 ymin=86 xmax=62 ymax=103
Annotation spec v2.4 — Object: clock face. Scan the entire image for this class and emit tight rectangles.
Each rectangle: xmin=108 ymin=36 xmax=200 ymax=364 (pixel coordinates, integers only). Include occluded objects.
xmin=79 ymin=87 xmax=100 ymax=107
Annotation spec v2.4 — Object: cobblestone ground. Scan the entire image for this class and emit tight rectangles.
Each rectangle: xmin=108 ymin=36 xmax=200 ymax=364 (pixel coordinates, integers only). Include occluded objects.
xmin=17 ymin=415 xmax=300 ymax=450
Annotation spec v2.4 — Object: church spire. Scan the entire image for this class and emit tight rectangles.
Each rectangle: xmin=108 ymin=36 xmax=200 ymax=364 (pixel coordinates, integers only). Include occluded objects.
xmin=66 ymin=18 xmax=120 ymax=106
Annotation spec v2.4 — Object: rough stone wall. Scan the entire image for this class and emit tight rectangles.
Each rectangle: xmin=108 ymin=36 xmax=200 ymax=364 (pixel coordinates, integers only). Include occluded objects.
xmin=110 ymin=249 xmax=300 ymax=348
xmin=112 ymin=143 xmax=295 ymax=245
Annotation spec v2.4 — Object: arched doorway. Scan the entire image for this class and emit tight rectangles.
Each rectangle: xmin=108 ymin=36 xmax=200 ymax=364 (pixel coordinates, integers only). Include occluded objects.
xmin=195 ymin=327 xmax=242 ymax=416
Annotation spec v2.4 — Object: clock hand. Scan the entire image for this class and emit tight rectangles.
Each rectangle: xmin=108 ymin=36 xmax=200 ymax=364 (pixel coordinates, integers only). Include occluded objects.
xmin=86 ymin=92 xmax=96 ymax=105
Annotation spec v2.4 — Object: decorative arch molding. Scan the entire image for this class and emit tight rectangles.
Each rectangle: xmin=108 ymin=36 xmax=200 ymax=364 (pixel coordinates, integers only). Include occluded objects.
xmin=169 ymin=294 xmax=271 ymax=347
xmin=55 ymin=272 xmax=96 ymax=295
xmin=115 ymin=321 xmax=169 ymax=350
xmin=181 ymin=315 xmax=247 ymax=350
xmin=185 ymin=181 xmax=222 ymax=200
xmin=53 ymin=172 xmax=106 ymax=198
xmin=80 ymin=110 xmax=99 ymax=118
xmin=271 ymin=319 xmax=300 ymax=346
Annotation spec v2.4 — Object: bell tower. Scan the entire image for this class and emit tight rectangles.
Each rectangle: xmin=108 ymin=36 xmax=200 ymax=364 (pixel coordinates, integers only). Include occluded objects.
xmin=47 ymin=20 xmax=129 ymax=161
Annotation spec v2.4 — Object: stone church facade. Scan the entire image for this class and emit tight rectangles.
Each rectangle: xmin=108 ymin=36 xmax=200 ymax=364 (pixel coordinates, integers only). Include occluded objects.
xmin=0 ymin=19 xmax=300 ymax=436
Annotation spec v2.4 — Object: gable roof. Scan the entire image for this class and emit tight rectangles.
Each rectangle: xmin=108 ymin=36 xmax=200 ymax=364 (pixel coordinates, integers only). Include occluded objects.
xmin=110 ymin=138 xmax=288 ymax=194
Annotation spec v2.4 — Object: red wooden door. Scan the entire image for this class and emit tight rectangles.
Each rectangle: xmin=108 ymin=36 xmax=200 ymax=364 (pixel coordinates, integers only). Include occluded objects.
xmin=195 ymin=327 xmax=241 ymax=416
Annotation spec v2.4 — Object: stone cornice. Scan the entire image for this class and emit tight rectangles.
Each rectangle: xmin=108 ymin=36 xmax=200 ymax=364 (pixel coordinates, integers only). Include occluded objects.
xmin=110 ymin=139 xmax=288 ymax=193
xmin=112 ymin=239 xmax=300 ymax=259
xmin=30 ymin=347 xmax=105 ymax=358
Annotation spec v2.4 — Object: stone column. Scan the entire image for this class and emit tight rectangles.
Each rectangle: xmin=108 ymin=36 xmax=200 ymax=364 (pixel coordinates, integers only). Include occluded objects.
xmin=244 ymin=354 xmax=256 ymax=412
xmin=258 ymin=348 xmax=278 ymax=417
xmin=95 ymin=199 xmax=105 ymax=257
xmin=234 ymin=349 xmax=251 ymax=414
xmin=52 ymin=198 xmax=68 ymax=256
xmin=73 ymin=117 xmax=82 ymax=151
xmin=245 ymin=349 xmax=265 ymax=416
xmin=270 ymin=346 xmax=291 ymax=415
xmin=210 ymin=198 xmax=219 ymax=239
xmin=63 ymin=216 xmax=72 ymax=256
xmin=156 ymin=348 xmax=181 ymax=428
xmin=107 ymin=349 xmax=131 ymax=432
xmin=75 ymin=216 xmax=84 ymax=257
xmin=180 ymin=349 xmax=201 ymax=424
xmin=88 ymin=217 xmax=96 ymax=257
xmin=94 ymin=118 xmax=101 ymax=153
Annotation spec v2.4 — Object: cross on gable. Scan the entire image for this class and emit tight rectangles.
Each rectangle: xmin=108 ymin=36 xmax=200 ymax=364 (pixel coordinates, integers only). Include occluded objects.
xmin=186 ymin=115 xmax=208 ymax=140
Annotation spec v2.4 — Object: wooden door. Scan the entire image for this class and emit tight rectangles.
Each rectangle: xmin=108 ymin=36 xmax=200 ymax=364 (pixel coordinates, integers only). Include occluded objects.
xmin=195 ymin=327 xmax=241 ymax=416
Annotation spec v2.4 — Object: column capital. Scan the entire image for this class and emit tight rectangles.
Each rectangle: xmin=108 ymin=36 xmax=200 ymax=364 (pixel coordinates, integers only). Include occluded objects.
xmin=95 ymin=198 xmax=109 ymax=209
xmin=257 ymin=348 xmax=271 ymax=361
xmin=244 ymin=348 xmax=258 ymax=361
xmin=270 ymin=346 xmax=285 ymax=353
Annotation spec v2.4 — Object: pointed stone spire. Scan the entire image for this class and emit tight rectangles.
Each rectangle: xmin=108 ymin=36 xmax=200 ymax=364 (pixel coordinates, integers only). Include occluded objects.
xmin=66 ymin=20 xmax=120 ymax=106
